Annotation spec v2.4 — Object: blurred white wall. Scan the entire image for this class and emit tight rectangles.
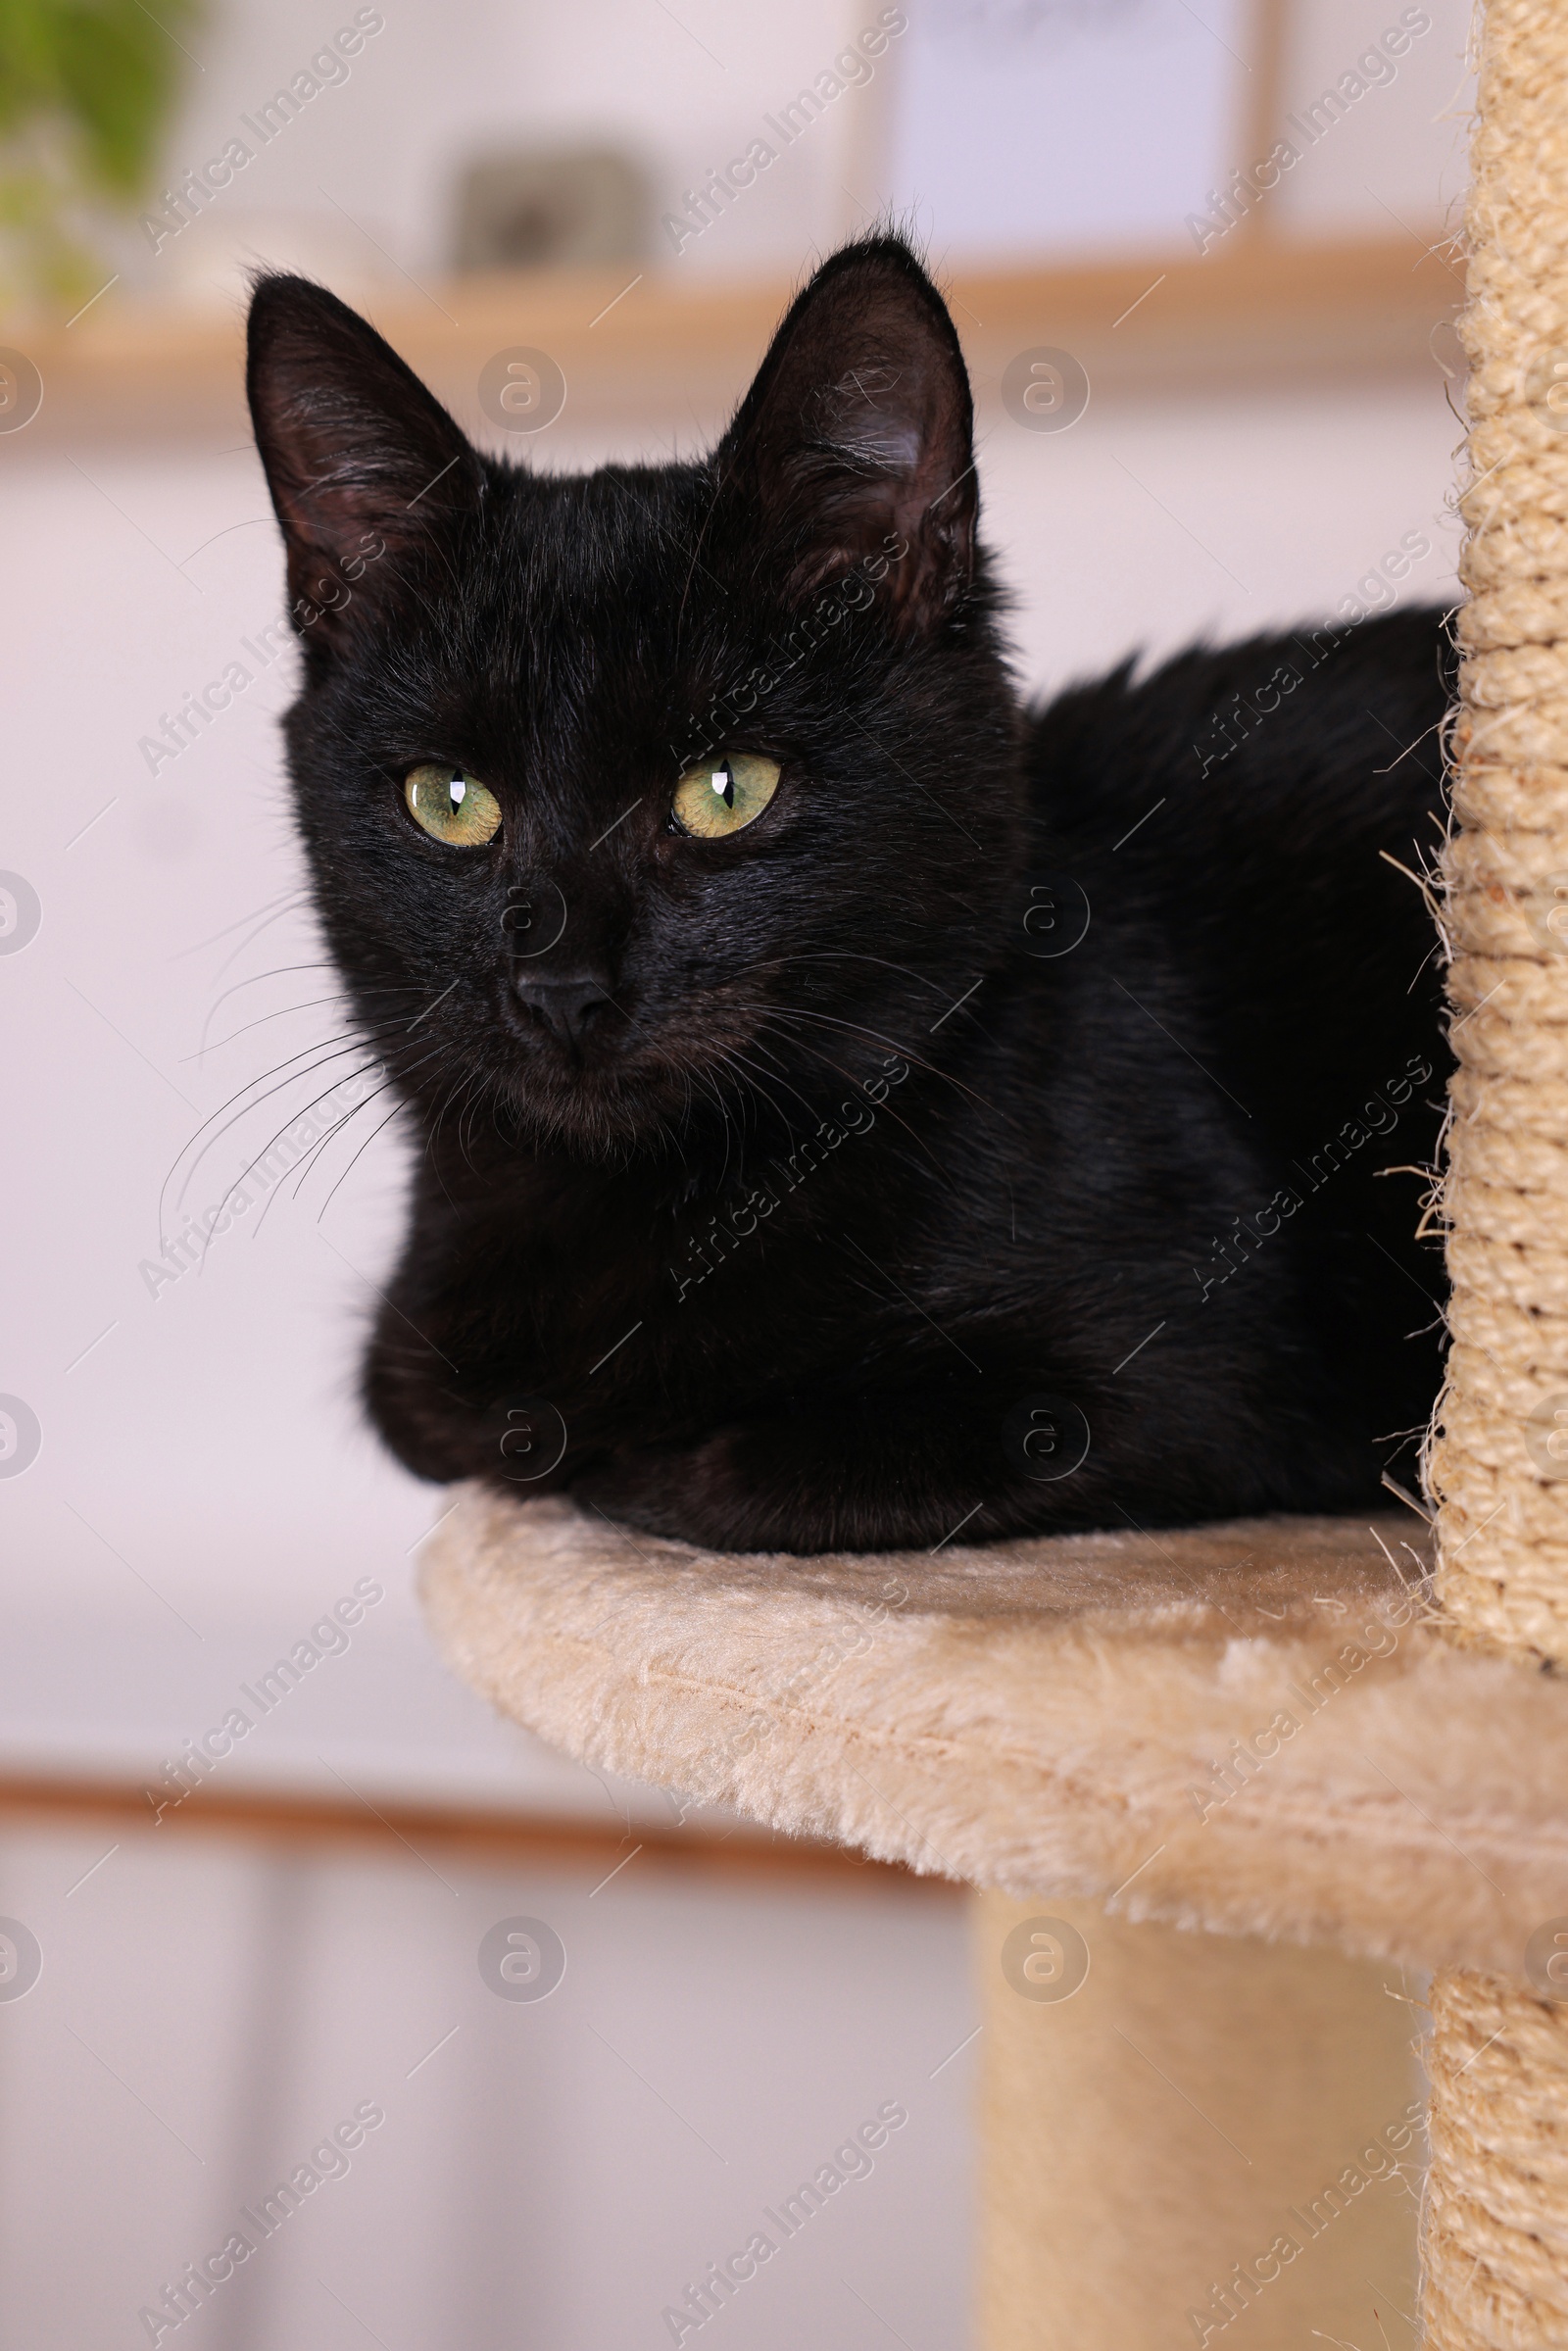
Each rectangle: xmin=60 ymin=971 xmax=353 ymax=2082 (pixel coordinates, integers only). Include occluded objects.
xmin=889 ymin=0 xmax=1250 ymax=260
xmin=1273 ymin=0 xmax=1474 ymax=237
xmin=0 ymin=1820 xmax=972 ymax=2349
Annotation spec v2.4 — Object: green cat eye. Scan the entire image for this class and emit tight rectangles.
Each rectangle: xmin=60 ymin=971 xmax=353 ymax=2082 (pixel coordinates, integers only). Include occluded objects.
xmin=404 ymin=763 xmax=503 ymax=847
xmin=672 ymin=752 xmax=781 ymax=840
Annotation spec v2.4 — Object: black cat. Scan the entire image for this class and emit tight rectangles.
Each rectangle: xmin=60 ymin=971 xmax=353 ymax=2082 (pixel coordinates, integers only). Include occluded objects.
xmin=245 ymin=234 xmax=1450 ymax=1553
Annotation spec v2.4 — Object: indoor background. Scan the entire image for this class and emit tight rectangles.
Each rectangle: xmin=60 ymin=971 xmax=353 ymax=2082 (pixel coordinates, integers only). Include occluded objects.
xmin=1 ymin=1 xmax=1471 ymax=2342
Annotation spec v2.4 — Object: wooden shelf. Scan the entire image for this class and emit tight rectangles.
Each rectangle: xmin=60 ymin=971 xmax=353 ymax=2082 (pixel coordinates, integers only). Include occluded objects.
xmin=7 ymin=232 xmax=1460 ymax=450
xmin=0 ymin=1769 xmax=952 ymax=1890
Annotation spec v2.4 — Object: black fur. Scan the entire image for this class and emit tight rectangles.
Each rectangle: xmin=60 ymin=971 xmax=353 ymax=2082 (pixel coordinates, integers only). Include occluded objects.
xmin=245 ymin=235 xmax=1450 ymax=1552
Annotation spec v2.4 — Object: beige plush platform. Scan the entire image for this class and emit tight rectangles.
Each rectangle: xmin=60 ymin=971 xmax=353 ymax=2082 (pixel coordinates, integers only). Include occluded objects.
xmin=422 ymin=1491 xmax=1568 ymax=1979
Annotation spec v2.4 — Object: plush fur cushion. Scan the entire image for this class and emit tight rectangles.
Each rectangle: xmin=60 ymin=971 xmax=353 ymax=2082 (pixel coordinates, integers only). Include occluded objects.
xmin=422 ymin=1492 xmax=1568 ymax=1975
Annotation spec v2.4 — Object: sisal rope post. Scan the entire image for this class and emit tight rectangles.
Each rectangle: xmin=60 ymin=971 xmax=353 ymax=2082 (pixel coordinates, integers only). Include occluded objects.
xmin=1423 ymin=1972 xmax=1568 ymax=2345
xmin=1424 ymin=2 xmax=1568 ymax=2341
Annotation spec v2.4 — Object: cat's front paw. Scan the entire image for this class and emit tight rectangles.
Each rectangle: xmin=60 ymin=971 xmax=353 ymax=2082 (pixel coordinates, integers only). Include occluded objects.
xmin=568 ymin=1433 xmax=755 ymax=1547
xmin=570 ymin=1420 xmax=940 ymax=1553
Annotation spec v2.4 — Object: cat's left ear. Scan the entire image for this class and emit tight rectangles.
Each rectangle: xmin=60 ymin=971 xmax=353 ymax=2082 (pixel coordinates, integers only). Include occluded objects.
xmin=715 ymin=236 xmax=976 ymax=632
xmin=246 ymin=273 xmax=483 ymax=645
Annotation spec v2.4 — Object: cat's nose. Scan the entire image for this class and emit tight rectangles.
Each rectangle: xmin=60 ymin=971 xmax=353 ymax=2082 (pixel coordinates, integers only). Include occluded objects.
xmin=511 ymin=968 xmax=613 ymax=1046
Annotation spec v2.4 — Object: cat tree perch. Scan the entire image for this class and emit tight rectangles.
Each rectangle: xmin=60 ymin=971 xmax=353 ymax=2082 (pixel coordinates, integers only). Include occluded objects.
xmin=424 ymin=1500 xmax=1568 ymax=1981
xmin=423 ymin=6 xmax=1568 ymax=2342
xmin=424 ymin=1497 xmax=1568 ymax=2345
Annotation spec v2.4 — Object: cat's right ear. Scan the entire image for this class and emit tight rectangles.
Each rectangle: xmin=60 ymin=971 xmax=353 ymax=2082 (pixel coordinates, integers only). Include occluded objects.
xmin=246 ymin=274 xmax=482 ymax=647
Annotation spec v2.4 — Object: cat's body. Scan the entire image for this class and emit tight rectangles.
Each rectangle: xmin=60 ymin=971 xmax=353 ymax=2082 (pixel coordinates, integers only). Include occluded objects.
xmin=246 ymin=237 xmax=1449 ymax=1553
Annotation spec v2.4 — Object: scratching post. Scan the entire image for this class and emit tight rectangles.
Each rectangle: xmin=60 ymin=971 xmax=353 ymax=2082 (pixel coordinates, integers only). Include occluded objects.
xmin=1422 ymin=3 xmax=1568 ymax=2340
xmin=1423 ymin=1972 xmax=1568 ymax=2347
xmin=1431 ymin=0 xmax=1568 ymax=1673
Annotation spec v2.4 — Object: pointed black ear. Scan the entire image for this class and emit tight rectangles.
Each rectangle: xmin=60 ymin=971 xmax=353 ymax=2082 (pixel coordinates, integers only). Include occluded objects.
xmin=246 ymin=274 xmax=482 ymax=648
xmin=716 ymin=238 xmax=976 ymax=631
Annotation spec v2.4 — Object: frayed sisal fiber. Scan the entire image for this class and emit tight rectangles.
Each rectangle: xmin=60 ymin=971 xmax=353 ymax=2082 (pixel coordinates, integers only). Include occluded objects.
xmin=1423 ymin=5 xmax=1568 ymax=2344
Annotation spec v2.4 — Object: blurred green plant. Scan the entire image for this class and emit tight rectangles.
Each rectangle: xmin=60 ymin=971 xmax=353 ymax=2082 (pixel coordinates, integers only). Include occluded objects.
xmin=0 ymin=0 xmax=202 ymax=313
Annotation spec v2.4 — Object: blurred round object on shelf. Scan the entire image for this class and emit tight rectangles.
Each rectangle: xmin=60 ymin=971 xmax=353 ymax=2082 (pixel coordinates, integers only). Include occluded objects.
xmin=450 ymin=146 xmax=650 ymax=272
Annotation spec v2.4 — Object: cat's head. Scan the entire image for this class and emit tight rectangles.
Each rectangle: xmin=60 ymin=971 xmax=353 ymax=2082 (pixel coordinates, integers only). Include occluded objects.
xmin=246 ymin=235 xmax=1023 ymax=1168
